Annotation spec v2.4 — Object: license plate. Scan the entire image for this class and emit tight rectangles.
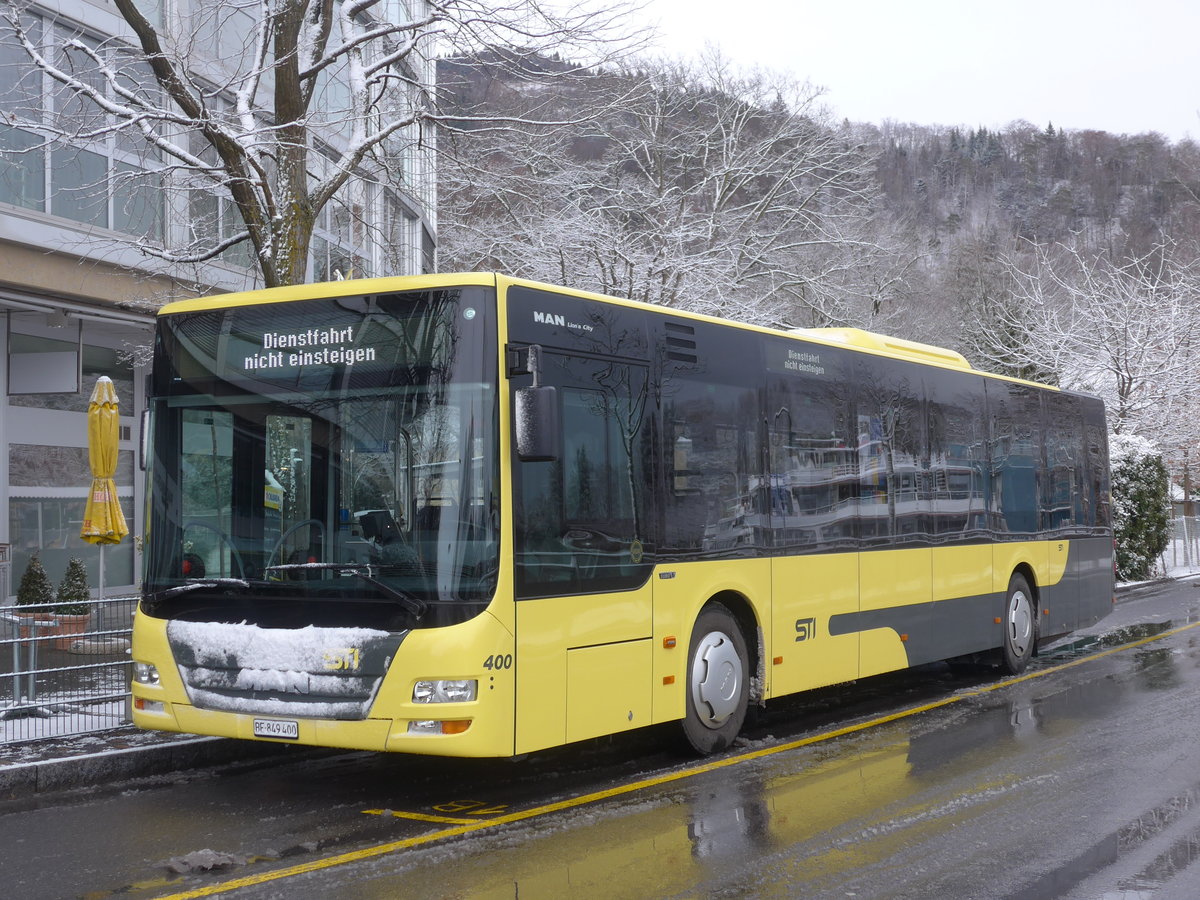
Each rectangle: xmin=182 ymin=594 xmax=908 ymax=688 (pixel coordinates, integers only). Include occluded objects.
xmin=253 ymin=718 xmax=299 ymax=740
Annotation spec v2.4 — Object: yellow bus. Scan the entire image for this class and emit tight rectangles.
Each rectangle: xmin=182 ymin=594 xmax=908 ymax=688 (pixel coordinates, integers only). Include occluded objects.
xmin=131 ymin=273 xmax=1114 ymax=756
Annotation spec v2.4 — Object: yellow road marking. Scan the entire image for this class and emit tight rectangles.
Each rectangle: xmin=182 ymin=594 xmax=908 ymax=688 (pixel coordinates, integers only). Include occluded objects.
xmin=362 ymin=809 xmax=481 ymax=825
xmin=153 ymin=620 xmax=1199 ymax=899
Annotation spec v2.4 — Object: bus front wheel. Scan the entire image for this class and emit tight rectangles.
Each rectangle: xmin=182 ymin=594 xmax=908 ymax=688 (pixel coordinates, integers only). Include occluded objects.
xmin=681 ymin=604 xmax=749 ymax=755
xmin=1001 ymin=573 xmax=1036 ymax=675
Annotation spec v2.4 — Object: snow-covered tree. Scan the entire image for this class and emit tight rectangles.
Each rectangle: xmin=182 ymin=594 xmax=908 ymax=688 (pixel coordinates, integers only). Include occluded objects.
xmin=1 ymin=0 xmax=642 ymax=288
xmin=15 ymin=552 xmax=53 ymax=611
xmin=56 ymin=556 xmax=92 ymax=615
xmin=1110 ymin=433 xmax=1171 ymax=581
xmin=440 ymin=52 xmax=909 ymax=328
xmin=972 ymin=239 xmax=1200 ymax=442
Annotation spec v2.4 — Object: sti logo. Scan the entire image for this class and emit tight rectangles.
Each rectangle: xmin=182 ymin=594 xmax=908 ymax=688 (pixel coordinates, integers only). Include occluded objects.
xmin=533 ymin=311 xmax=566 ymax=327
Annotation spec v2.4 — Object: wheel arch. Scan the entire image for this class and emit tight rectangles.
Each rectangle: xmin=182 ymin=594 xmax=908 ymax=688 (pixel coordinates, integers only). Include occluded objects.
xmin=1011 ymin=562 xmax=1041 ymax=651
xmin=703 ymin=589 xmax=765 ymax=704
xmin=1011 ymin=562 xmax=1040 ymax=599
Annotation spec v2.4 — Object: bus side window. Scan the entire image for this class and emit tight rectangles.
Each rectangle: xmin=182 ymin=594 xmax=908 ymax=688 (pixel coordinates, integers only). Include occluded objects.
xmin=514 ymin=354 xmax=652 ymax=598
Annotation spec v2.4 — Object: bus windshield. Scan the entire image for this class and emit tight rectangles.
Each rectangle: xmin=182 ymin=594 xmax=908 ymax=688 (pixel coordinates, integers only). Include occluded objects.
xmin=142 ymin=286 xmax=499 ymax=631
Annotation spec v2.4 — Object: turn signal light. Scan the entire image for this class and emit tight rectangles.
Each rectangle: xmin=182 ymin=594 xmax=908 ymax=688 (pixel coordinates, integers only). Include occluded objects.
xmin=134 ymin=697 xmax=164 ymax=714
xmin=408 ymin=719 xmax=472 ymax=735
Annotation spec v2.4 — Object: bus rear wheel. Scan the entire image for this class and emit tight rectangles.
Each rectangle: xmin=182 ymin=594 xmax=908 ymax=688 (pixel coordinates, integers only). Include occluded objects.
xmin=1000 ymin=573 xmax=1036 ymax=675
xmin=680 ymin=604 xmax=749 ymax=755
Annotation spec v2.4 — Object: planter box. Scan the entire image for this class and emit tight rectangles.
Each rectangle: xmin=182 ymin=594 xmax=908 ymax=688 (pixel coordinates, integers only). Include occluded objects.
xmin=52 ymin=613 xmax=92 ymax=650
xmin=12 ymin=610 xmax=95 ymax=649
xmin=14 ymin=611 xmax=55 ymax=644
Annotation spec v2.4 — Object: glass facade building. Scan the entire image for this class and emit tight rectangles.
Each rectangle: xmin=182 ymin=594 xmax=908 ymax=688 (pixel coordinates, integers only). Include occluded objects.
xmin=0 ymin=0 xmax=437 ymax=599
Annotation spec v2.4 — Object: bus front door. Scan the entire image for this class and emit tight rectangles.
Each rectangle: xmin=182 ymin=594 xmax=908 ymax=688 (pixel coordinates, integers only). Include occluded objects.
xmin=512 ymin=350 xmax=655 ymax=752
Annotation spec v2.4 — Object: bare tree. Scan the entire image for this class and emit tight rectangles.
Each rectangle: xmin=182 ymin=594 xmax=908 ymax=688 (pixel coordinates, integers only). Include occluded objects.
xmin=1 ymin=0 xmax=643 ymax=289
xmin=440 ymin=53 xmax=910 ymax=328
xmin=976 ymin=239 xmax=1200 ymax=447
xmin=950 ymin=234 xmax=1061 ymax=384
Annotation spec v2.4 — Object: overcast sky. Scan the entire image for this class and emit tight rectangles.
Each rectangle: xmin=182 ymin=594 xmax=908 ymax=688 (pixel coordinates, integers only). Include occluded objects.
xmin=642 ymin=0 xmax=1200 ymax=141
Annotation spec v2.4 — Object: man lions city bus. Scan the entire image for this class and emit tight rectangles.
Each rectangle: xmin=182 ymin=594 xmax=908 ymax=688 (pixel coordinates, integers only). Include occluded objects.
xmin=131 ymin=273 xmax=1114 ymax=756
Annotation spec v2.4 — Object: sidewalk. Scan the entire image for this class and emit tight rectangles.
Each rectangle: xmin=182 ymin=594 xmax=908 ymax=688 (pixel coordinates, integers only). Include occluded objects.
xmin=0 ymin=725 xmax=316 ymax=802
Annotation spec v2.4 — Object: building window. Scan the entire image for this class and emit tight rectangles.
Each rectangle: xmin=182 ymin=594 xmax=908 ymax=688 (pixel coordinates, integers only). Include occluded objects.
xmin=6 ymin=328 xmax=138 ymax=596
xmin=0 ymin=12 xmax=163 ymax=242
xmin=9 ymin=494 xmax=135 ymax=596
xmin=310 ymin=162 xmax=376 ymax=280
xmin=0 ymin=127 xmax=45 ymax=211
xmin=8 ymin=332 xmax=132 ymax=410
xmin=50 ymin=147 xmax=109 ymax=227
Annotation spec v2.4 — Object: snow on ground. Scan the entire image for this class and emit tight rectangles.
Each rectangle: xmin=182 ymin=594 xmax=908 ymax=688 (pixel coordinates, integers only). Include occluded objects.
xmin=1134 ymin=528 xmax=1200 ymax=586
xmin=0 ymin=697 xmax=128 ymax=746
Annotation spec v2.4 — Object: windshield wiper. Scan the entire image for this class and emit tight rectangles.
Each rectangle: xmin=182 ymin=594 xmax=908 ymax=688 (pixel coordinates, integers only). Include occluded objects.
xmin=264 ymin=563 xmax=428 ymax=618
xmin=160 ymin=578 xmax=251 ymax=598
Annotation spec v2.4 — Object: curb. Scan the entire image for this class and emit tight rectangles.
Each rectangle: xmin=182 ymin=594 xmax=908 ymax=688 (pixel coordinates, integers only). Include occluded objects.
xmin=0 ymin=730 xmax=318 ymax=802
xmin=1116 ymin=575 xmax=1195 ymax=597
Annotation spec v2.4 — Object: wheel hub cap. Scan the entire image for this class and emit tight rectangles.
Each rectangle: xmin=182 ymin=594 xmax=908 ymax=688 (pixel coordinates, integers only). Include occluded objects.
xmin=691 ymin=631 xmax=743 ymax=728
xmin=1008 ymin=590 xmax=1033 ymax=656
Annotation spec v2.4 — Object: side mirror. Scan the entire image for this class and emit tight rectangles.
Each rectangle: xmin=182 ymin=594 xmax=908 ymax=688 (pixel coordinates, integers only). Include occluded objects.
xmin=515 ymin=384 xmax=559 ymax=462
xmin=139 ymin=408 xmax=150 ymax=471
xmin=514 ymin=344 xmax=560 ymax=462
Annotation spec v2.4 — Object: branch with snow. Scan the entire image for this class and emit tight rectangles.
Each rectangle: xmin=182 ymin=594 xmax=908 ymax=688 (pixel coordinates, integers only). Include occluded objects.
xmin=3 ymin=0 xmax=646 ymax=288
xmin=439 ymin=53 xmax=905 ymax=327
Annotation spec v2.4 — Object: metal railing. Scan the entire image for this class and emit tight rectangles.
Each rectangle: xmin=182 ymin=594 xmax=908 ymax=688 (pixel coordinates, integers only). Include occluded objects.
xmin=1161 ymin=516 xmax=1200 ymax=575
xmin=1 ymin=595 xmax=136 ymax=744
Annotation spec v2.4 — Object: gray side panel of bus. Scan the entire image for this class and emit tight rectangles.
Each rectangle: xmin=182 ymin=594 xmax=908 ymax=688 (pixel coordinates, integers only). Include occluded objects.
xmin=827 ymin=538 xmax=1115 ymax=666
xmin=828 ymin=590 xmax=1006 ymax=668
xmin=1059 ymin=534 xmax=1115 ymax=635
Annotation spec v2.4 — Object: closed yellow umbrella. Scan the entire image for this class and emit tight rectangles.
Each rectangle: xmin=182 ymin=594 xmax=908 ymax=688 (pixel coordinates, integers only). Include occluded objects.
xmin=81 ymin=377 xmax=128 ymax=599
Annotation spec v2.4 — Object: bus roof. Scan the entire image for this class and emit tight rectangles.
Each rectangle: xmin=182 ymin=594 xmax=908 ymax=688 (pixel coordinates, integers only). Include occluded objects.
xmin=157 ymin=271 xmax=1055 ymax=387
xmin=793 ymin=327 xmax=972 ymax=370
xmin=155 ymin=272 xmax=498 ymax=316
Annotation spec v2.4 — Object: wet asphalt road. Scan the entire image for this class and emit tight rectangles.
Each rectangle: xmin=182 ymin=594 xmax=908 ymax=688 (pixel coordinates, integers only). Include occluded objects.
xmin=4 ymin=578 xmax=1200 ymax=899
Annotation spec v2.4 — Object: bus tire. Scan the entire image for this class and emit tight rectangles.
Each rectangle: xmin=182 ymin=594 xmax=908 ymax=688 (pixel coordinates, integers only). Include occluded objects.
xmin=680 ymin=604 xmax=750 ymax=755
xmin=1000 ymin=573 xmax=1036 ymax=675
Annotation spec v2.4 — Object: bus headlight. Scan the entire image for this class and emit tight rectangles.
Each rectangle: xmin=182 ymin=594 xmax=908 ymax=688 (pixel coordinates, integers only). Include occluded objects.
xmin=412 ymin=679 xmax=477 ymax=703
xmin=134 ymin=662 xmax=160 ymax=685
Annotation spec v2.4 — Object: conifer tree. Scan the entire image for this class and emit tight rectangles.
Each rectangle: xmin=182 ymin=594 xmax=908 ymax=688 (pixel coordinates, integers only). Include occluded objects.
xmin=15 ymin=554 xmax=54 ymax=613
xmin=1111 ymin=435 xmax=1171 ymax=581
xmin=56 ymin=557 xmax=91 ymax=616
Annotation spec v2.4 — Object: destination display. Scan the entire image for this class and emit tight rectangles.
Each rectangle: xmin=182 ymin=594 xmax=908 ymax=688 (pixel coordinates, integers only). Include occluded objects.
xmin=243 ymin=326 xmax=378 ymax=373
xmin=766 ymin=340 xmax=828 ymax=377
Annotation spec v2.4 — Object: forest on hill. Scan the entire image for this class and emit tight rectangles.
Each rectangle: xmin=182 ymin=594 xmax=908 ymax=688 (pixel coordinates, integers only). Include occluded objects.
xmin=437 ymin=53 xmax=1200 ymax=472
xmin=876 ymin=122 xmax=1200 ymax=258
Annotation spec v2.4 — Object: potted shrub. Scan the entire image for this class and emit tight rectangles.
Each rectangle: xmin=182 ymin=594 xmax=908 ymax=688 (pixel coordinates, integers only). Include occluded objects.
xmin=15 ymin=553 xmax=55 ymax=641
xmin=16 ymin=553 xmax=54 ymax=613
xmin=53 ymin=557 xmax=93 ymax=650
